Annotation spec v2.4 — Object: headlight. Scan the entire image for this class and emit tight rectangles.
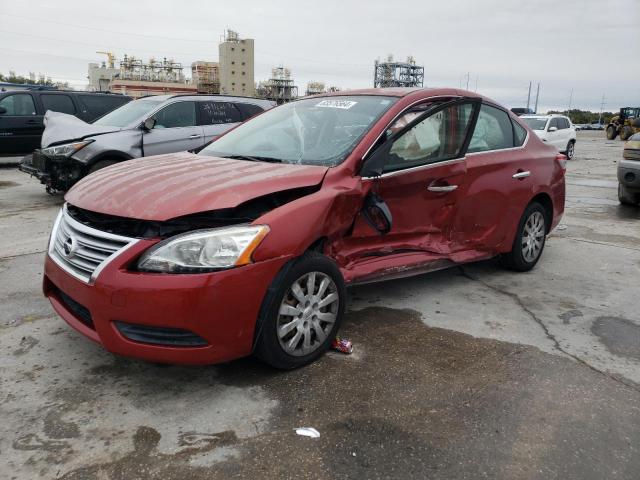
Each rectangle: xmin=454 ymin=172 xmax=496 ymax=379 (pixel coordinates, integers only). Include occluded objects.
xmin=41 ymin=140 xmax=93 ymax=158
xmin=137 ymin=225 xmax=269 ymax=273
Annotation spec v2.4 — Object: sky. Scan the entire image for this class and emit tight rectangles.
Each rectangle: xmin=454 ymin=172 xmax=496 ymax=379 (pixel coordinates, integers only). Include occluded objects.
xmin=0 ymin=0 xmax=638 ymax=112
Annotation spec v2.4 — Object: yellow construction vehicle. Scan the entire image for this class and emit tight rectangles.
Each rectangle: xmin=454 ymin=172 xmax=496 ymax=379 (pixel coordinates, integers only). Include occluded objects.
xmin=606 ymin=107 xmax=640 ymax=140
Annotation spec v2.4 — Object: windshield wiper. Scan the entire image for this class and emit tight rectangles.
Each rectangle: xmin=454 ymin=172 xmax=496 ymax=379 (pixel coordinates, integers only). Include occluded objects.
xmin=221 ymin=154 xmax=283 ymax=163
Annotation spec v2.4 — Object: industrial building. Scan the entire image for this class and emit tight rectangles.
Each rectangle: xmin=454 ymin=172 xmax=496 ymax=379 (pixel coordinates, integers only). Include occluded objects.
xmin=191 ymin=61 xmax=220 ymax=94
xmin=218 ymin=30 xmax=255 ymax=97
xmin=373 ymin=55 xmax=424 ymax=88
xmin=256 ymin=67 xmax=298 ymax=104
xmin=305 ymin=81 xmax=326 ymax=96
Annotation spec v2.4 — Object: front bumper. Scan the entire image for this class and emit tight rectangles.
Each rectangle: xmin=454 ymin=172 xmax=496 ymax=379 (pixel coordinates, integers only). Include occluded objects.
xmin=44 ymin=239 xmax=289 ymax=365
xmin=18 ymin=150 xmax=83 ymax=190
xmin=618 ymin=158 xmax=640 ymax=191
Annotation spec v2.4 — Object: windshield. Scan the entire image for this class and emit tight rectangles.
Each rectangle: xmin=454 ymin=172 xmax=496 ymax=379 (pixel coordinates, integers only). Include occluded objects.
xmin=521 ymin=117 xmax=548 ymax=131
xmin=199 ymin=95 xmax=398 ymax=166
xmin=93 ymin=98 xmax=164 ymax=127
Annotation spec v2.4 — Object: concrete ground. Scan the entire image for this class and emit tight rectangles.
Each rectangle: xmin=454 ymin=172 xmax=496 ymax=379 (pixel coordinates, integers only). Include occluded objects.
xmin=1 ymin=131 xmax=639 ymax=479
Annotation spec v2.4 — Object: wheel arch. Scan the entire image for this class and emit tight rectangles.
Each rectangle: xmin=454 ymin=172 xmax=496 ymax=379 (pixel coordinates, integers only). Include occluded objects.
xmin=85 ymin=151 xmax=134 ymax=170
xmin=530 ymin=192 xmax=554 ymax=234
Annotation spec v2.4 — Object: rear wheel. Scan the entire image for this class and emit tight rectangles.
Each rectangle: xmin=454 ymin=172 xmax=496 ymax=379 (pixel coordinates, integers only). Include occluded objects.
xmin=500 ymin=202 xmax=547 ymax=272
xmin=618 ymin=183 xmax=639 ymax=206
xmin=254 ymin=252 xmax=346 ymax=369
xmin=88 ymin=159 xmax=118 ymax=174
xmin=606 ymin=125 xmax=617 ymax=140
xmin=565 ymin=140 xmax=575 ymax=159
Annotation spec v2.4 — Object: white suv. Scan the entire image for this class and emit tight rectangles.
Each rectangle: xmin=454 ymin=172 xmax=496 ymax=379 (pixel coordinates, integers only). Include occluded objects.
xmin=520 ymin=114 xmax=576 ymax=159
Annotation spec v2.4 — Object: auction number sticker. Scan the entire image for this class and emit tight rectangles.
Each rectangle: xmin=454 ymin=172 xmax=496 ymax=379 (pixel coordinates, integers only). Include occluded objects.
xmin=315 ymin=100 xmax=357 ymax=109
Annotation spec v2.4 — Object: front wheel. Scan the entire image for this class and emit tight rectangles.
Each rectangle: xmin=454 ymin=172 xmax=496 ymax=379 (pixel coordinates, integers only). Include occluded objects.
xmin=500 ymin=202 xmax=547 ymax=272
xmin=620 ymin=126 xmax=634 ymax=141
xmin=254 ymin=252 xmax=346 ymax=369
xmin=88 ymin=159 xmax=118 ymax=174
xmin=565 ymin=140 xmax=575 ymax=159
xmin=606 ymin=125 xmax=617 ymax=140
xmin=618 ymin=183 xmax=639 ymax=206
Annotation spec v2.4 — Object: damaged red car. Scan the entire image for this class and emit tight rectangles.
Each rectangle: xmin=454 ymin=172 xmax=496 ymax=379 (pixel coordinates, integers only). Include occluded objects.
xmin=44 ymin=88 xmax=565 ymax=369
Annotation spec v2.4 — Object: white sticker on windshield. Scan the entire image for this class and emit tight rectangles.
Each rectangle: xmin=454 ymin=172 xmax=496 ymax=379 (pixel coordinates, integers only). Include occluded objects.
xmin=315 ymin=99 xmax=357 ymax=109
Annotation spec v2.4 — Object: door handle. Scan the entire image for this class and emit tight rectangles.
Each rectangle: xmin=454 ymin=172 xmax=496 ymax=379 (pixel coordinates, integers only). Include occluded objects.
xmin=188 ymin=134 xmax=201 ymax=138
xmin=512 ymin=171 xmax=531 ymax=179
xmin=427 ymin=184 xmax=458 ymax=192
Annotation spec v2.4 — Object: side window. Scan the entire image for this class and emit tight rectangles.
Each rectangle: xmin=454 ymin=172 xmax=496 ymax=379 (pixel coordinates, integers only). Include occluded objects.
xmin=198 ymin=101 xmax=243 ymax=125
xmin=0 ymin=94 xmax=36 ymax=116
xmin=383 ymin=102 xmax=475 ymax=173
xmin=468 ymin=104 xmax=515 ymax=153
xmin=153 ymin=101 xmax=196 ymax=128
xmin=79 ymin=95 xmax=128 ymax=120
xmin=563 ymin=118 xmax=571 ymax=129
xmin=513 ymin=120 xmax=527 ymax=147
xmin=41 ymin=94 xmax=76 ymax=115
xmin=549 ymin=118 xmax=560 ymax=130
xmin=235 ymin=103 xmax=264 ymax=120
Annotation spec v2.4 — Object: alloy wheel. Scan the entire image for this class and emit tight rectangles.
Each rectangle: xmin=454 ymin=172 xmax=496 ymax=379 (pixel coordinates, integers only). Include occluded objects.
xmin=521 ymin=211 xmax=545 ymax=263
xmin=277 ymin=271 xmax=339 ymax=356
xmin=567 ymin=142 xmax=574 ymax=159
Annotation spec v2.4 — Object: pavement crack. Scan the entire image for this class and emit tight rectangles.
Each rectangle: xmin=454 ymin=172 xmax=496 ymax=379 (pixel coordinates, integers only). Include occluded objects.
xmin=458 ymin=266 xmax=640 ymax=393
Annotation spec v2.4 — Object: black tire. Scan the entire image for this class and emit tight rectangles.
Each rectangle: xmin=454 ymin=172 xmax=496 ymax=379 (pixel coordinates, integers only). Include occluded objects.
xmin=564 ymin=140 xmax=575 ymax=160
xmin=88 ymin=159 xmax=118 ymax=174
xmin=618 ymin=183 xmax=639 ymax=206
xmin=620 ymin=126 xmax=634 ymax=141
xmin=500 ymin=202 xmax=548 ymax=272
xmin=254 ymin=251 xmax=346 ymax=369
xmin=606 ymin=125 xmax=617 ymax=140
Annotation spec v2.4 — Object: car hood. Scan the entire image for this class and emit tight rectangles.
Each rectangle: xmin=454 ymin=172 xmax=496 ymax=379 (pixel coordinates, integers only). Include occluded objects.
xmin=65 ymin=152 xmax=330 ymax=221
xmin=41 ymin=111 xmax=124 ymax=148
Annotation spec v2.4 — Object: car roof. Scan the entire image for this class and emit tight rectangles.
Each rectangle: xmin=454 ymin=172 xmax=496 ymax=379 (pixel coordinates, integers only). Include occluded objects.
xmin=314 ymin=87 xmax=470 ymax=98
xmin=521 ymin=114 xmax=568 ymax=118
xmin=142 ymin=94 xmax=274 ymax=105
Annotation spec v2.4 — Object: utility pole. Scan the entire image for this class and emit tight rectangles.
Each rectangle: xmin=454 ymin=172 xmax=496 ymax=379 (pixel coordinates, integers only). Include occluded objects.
xmin=526 ymin=81 xmax=532 ymax=110
xmin=466 ymin=72 xmax=470 ymax=90
xmin=567 ymin=88 xmax=573 ymax=112
xmin=598 ymin=94 xmax=606 ymax=125
xmin=474 ymin=75 xmax=478 ymax=92
xmin=534 ymin=82 xmax=540 ymax=114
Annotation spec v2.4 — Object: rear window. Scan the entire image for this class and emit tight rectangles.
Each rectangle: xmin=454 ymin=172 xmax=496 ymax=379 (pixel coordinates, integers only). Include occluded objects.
xmin=236 ymin=103 xmax=265 ymax=120
xmin=79 ymin=95 xmax=129 ymax=121
xmin=468 ymin=104 xmax=515 ymax=153
xmin=41 ymin=94 xmax=76 ymax=115
xmin=198 ymin=101 xmax=243 ymax=125
xmin=513 ymin=120 xmax=527 ymax=146
xmin=521 ymin=117 xmax=548 ymax=131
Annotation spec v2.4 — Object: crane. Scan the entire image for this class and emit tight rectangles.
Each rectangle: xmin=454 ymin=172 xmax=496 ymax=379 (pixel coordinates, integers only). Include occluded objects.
xmin=96 ymin=51 xmax=116 ymax=69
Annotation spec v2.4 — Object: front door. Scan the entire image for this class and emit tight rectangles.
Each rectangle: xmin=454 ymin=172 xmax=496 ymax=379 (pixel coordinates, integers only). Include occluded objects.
xmin=143 ymin=101 xmax=204 ymax=156
xmin=0 ymin=93 xmax=42 ymax=155
xmin=344 ymin=100 xmax=479 ymax=265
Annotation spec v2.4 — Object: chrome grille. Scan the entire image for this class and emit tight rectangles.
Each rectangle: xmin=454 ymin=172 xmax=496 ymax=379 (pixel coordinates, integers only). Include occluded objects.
xmin=49 ymin=205 xmax=138 ymax=283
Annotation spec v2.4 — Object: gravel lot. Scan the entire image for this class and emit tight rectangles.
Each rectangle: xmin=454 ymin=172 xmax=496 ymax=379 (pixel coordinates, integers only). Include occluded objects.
xmin=1 ymin=130 xmax=639 ymax=479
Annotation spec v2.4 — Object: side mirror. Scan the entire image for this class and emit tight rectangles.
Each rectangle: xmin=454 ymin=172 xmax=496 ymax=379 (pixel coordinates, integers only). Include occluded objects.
xmin=0 ymin=106 xmax=6 ymax=115
xmin=142 ymin=117 xmax=156 ymax=131
xmin=361 ymin=192 xmax=393 ymax=235
xmin=360 ymin=141 xmax=392 ymax=178
xmin=548 ymin=126 xmax=558 ymax=132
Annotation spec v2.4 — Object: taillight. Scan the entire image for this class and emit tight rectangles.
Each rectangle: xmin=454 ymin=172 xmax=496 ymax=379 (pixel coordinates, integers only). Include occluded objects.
xmin=555 ymin=153 xmax=567 ymax=170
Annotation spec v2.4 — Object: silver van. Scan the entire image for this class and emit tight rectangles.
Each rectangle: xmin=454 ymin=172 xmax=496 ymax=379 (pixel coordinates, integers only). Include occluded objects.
xmin=19 ymin=94 xmax=275 ymax=192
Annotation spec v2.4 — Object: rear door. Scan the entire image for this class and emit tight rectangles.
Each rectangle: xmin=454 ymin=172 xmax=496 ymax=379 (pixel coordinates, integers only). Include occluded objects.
xmin=197 ymin=101 xmax=243 ymax=143
xmin=0 ymin=92 xmax=42 ymax=155
xmin=143 ymin=101 xmax=204 ymax=156
xmin=40 ymin=93 xmax=77 ymax=117
xmin=454 ymin=105 xmax=534 ymax=252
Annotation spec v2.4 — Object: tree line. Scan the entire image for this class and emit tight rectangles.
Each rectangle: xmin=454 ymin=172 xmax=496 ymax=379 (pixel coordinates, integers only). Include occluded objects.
xmin=547 ymin=109 xmax=616 ymax=125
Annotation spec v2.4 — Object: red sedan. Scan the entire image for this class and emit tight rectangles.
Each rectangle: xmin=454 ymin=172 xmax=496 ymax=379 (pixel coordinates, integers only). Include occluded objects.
xmin=44 ymin=88 xmax=565 ymax=369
